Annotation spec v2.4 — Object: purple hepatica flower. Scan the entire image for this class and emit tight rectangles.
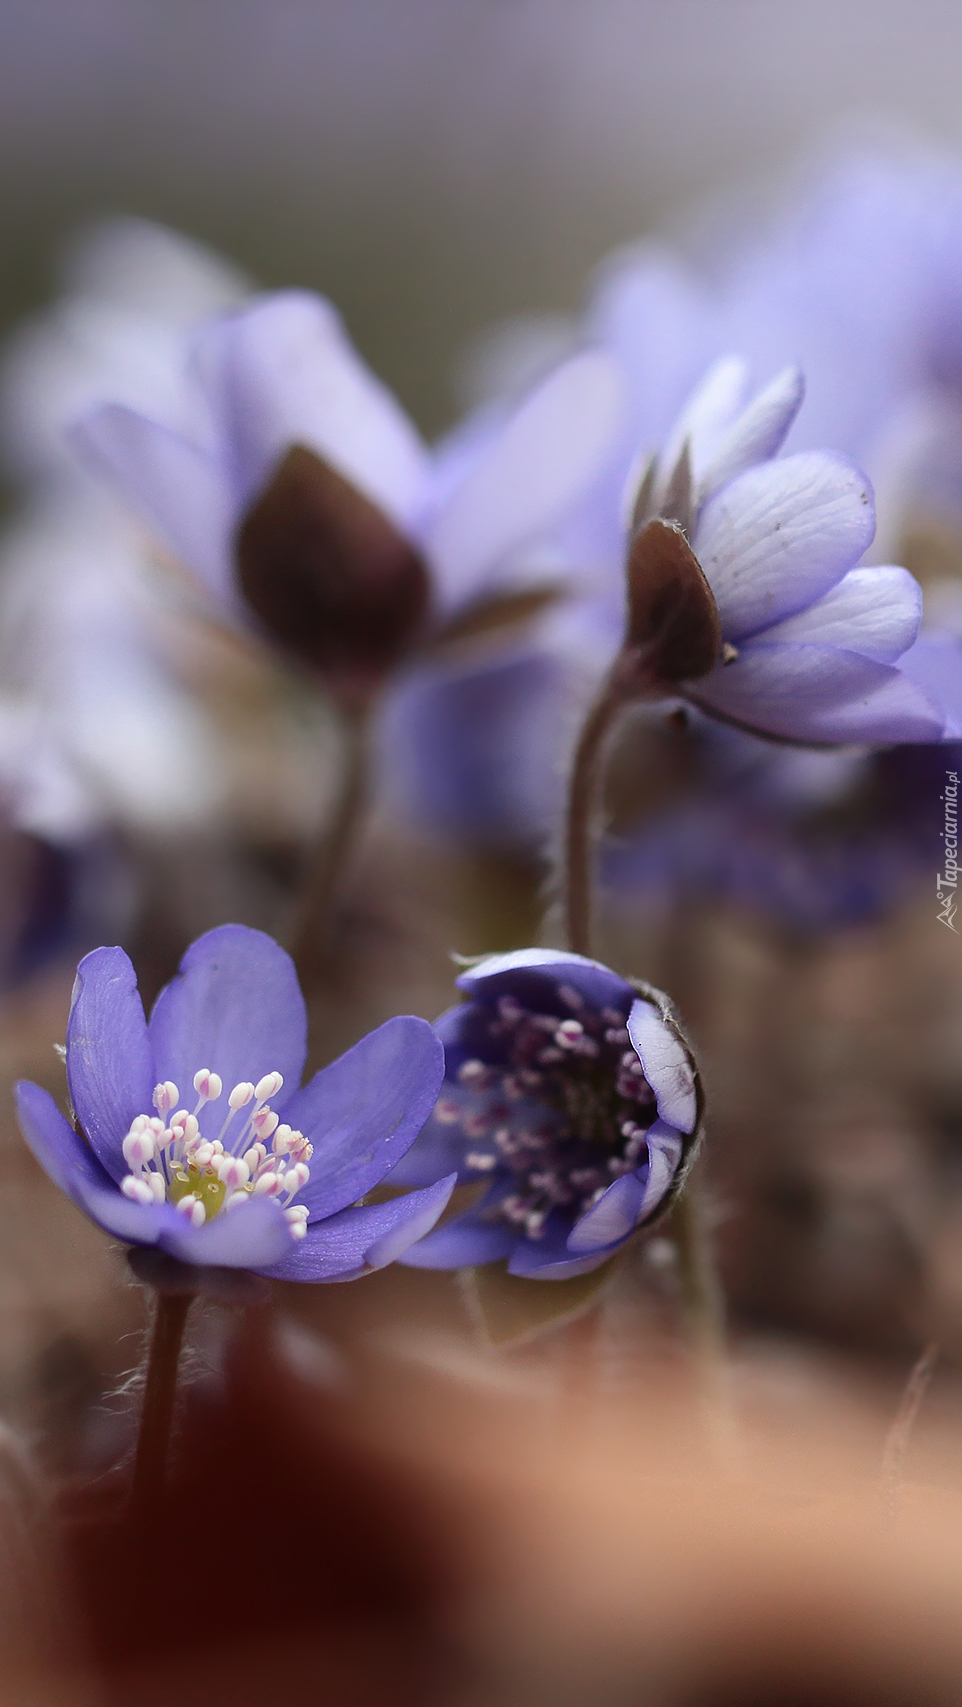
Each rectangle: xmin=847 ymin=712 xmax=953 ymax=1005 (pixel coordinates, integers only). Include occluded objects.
xmin=394 ymin=949 xmax=700 ymax=1281
xmin=69 ymin=291 xmax=620 ymax=708
xmin=612 ymin=357 xmax=946 ymax=745
xmin=15 ymin=924 xmax=453 ymax=1281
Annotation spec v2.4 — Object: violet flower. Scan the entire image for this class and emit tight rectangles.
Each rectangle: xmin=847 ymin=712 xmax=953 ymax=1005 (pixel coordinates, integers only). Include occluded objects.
xmin=70 ymin=291 xmax=620 ymax=708
xmin=601 ymin=357 xmax=947 ymax=744
xmin=394 ymin=949 xmax=700 ymax=1280
xmin=15 ymin=923 xmax=453 ymax=1280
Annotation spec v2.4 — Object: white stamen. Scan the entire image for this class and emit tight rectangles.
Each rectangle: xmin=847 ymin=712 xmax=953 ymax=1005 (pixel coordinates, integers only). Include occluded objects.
xmin=121 ymin=1174 xmax=154 ymax=1205
xmin=153 ymin=1082 xmax=179 ymax=1116
xmin=253 ymin=1172 xmax=280 ymax=1196
xmin=192 ymin=1069 xmax=223 ymax=1103
xmin=229 ymin=1082 xmax=256 ymax=1110
xmin=123 ymin=1130 xmax=155 ymax=1169
xmin=251 ymin=1108 xmax=279 ymax=1140
xmin=218 ymin=1157 xmax=250 ymax=1192
xmin=254 ymin=1072 xmax=284 ymax=1102
xmin=434 ymin=1098 xmax=461 ymax=1124
xmin=224 ymin=1190 xmax=251 ymax=1213
xmin=176 ymin=1194 xmax=206 ymax=1226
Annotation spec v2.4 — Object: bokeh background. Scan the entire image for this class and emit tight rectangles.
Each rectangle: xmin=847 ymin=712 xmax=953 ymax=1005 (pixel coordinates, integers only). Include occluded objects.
xmin=4 ymin=0 xmax=962 ymax=438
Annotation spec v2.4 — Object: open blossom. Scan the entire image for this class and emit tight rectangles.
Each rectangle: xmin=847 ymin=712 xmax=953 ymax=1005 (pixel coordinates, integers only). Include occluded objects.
xmin=574 ymin=356 xmax=946 ymax=745
xmin=393 ymin=949 xmax=700 ymax=1280
xmin=15 ymin=923 xmax=454 ymax=1279
xmin=71 ymin=290 xmax=621 ymax=707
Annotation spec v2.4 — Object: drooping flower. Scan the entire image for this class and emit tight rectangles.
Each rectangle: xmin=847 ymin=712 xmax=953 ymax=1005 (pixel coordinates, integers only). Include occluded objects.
xmin=579 ymin=356 xmax=947 ymax=745
xmin=15 ymin=923 xmax=453 ymax=1279
xmin=394 ymin=949 xmax=700 ymax=1280
xmin=71 ymin=290 xmax=621 ymax=710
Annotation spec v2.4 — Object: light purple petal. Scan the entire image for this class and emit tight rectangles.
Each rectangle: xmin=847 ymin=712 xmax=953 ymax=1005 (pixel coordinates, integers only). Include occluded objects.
xmin=70 ymin=405 xmax=234 ymax=598
xmin=897 ymin=632 xmax=962 ymax=738
xmin=257 ymin=1175 xmax=456 ymax=1282
xmin=660 ymin=356 xmax=748 ymax=487
xmin=424 ymin=350 xmax=622 ymax=609
xmin=507 ymin=1217 xmax=618 ymax=1280
xmin=691 ymin=641 xmax=946 ymax=744
xmin=693 ymin=452 xmax=876 ymax=641
xmin=399 ymin=1181 xmax=517 ymax=1267
xmin=566 ymin=1171 xmax=647 ymax=1253
xmin=696 ymin=367 xmax=805 ymax=503
xmin=384 ymin=1111 xmax=475 ymax=1188
xmin=636 ymin=1121 xmax=685 ymax=1218
xmin=16 ymin=1081 xmax=169 ymax=1245
xmin=456 ymin=947 xmax=633 ymax=1014
xmin=758 ymin=566 xmax=921 ymax=662
xmin=627 ymin=1000 xmax=698 ymax=1133
xmin=281 ymin=1017 xmax=444 ymax=1220
xmin=156 ymin=1195 xmax=295 ymax=1269
xmin=66 ymin=945 xmax=154 ymax=1178
xmin=148 ymin=926 xmax=307 ymax=1134
xmin=16 ymin=1080 xmax=117 ymax=1197
xmin=192 ymin=291 xmax=428 ymax=525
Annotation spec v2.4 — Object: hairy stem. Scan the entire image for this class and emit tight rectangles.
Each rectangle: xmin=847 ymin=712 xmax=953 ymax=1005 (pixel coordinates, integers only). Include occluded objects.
xmin=671 ymin=1169 xmax=741 ymax=1471
xmin=289 ymin=703 xmax=371 ymax=993
xmin=880 ymin=1341 xmax=939 ymax=1516
xmin=563 ymin=677 xmax=626 ymax=956
xmin=131 ymin=1290 xmax=192 ymax=1516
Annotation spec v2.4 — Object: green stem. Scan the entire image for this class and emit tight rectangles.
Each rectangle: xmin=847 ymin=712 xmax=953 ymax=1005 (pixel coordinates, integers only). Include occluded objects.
xmin=130 ymin=1291 xmax=192 ymax=1515
xmin=563 ymin=677 xmax=625 ymax=956
xmin=289 ymin=703 xmax=371 ymax=993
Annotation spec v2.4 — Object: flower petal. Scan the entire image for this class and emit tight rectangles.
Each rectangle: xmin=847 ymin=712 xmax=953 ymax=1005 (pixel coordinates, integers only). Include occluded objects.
xmin=15 ymin=1082 xmax=168 ymax=1246
xmin=896 ymin=632 xmax=962 ymax=739
xmin=148 ymin=925 xmax=307 ymax=1134
xmin=66 ymin=945 xmax=155 ymax=1178
xmin=456 ymin=947 xmax=634 ymax=1016
xmin=693 ymin=452 xmax=876 ymax=641
xmin=627 ymin=1000 xmax=697 ymax=1133
xmin=424 ymin=350 xmax=622 ymax=609
xmin=758 ymin=565 xmax=921 ymax=662
xmin=691 ymin=641 xmax=946 ymax=744
xmin=566 ymin=1171 xmax=647 ymax=1253
xmin=507 ymin=1213 xmax=618 ymax=1279
xmin=659 ymin=355 xmax=749 ymax=486
xmin=281 ymin=1016 xmax=445 ymax=1220
xmin=193 ymin=291 xmax=428 ymax=526
xmin=696 ymin=366 xmax=805 ymax=503
xmin=258 ymin=1175 xmax=456 ymax=1282
xmin=70 ymin=405 xmax=234 ymax=598
xmin=399 ymin=1180 xmax=517 ymax=1267
xmin=156 ymin=1195 xmax=295 ymax=1269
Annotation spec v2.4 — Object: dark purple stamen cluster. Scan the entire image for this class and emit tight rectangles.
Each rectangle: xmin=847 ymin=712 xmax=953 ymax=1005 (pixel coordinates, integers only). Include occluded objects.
xmin=436 ymin=981 xmax=656 ymax=1239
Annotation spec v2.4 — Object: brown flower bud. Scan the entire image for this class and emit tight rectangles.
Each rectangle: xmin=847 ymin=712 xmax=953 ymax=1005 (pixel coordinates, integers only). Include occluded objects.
xmin=235 ymin=445 xmax=431 ymax=709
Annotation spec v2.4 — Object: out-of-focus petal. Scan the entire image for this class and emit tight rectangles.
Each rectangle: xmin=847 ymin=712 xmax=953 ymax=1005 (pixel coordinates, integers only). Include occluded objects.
xmin=66 ymin=945 xmax=154 ymax=1179
xmin=691 ymin=641 xmax=946 ymax=744
xmin=258 ymin=1175 xmax=456 ymax=1282
xmin=398 ymin=1201 xmax=516 ymax=1268
xmin=424 ymin=350 xmax=623 ymax=609
xmin=694 ymin=452 xmax=876 ymax=640
xmin=566 ymin=1171 xmax=647 ymax=1252
xmin=156 ymin=1195 xmax=295 ymax=1269
xmin=193 ymin=291 xmax=428 ymax=526
xmin=759 ymin=565 xmax=921 ymax=661
xmin=148 ymin=925 xmax=307 ymax=1136
xmin=659 ymin=355 xmax=748 ymax=484
xmin=898 ymin=631 xmax=962 ymax=738
xmin=456 ymin=947 xmax=633 ymax=1016
xmin=697 ymin=366 xmax=805 ymax=502
xmin=70 ymin=405 xmax=234 ymax=597
xmin=507 ymin=1213 xmax=618 ymax=1279
xmin=626 ymin=1001 xmax=698 ymax=1133
xmin=282 ymin=1017 xmax=444 ymax=1219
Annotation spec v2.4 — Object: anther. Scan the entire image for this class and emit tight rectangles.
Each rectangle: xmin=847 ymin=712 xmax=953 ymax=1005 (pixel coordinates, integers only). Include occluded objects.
xmin=254 ymin=1072 xmax=284 ymax=1102
xmin=229 ymin=1082 xmax=256 ymax=1110
xmin=121 ymin=1174 xmax=154 ymax=1205
xmin=251 ymin=1108 xmax=279 ymax=1140
xmin=253 ymin=1172 xmax=280 ymax=1196
xmin=434 ymin=1098 xmax=461 ymax=1124
xmin=122 ymin=1130 xmax=155 ymax=1169
xmin=153 ymin=1082 xmax=179 ymax=1116
xmin=192 ymin=1069 xmax=223 ymax=1103
xmin=175 ymin=1195 xmax=206 ymax=1226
